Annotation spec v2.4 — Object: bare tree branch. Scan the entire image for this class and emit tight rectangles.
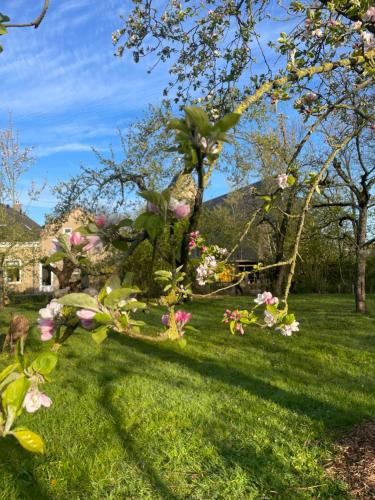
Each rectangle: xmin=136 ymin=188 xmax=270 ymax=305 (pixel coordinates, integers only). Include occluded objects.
xmin=4 ymin=0 xmax=49 ymax=29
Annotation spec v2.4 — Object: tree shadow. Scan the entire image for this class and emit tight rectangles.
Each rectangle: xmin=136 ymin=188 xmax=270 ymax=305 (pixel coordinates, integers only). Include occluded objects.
xmin=0 ymin=438 xmax=51 ymax=500
xmin=89 ymin=362 xmax=181 ymax=500
xmin=109 ymin=335 xmax=372 ymax=430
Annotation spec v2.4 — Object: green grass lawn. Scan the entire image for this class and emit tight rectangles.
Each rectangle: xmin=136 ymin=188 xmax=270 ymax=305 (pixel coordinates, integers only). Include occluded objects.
xmin=0 ymin=294 xmax=375 ymax=499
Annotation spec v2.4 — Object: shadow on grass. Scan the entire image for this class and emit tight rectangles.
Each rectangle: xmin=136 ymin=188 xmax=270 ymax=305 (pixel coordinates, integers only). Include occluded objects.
xmin=108 ymin=335 xmax=370 ymax=430
xmin=0 ymin=438 xmax=50 ymax=500
xmin=91 ymin=364 xmax=181 ymax=500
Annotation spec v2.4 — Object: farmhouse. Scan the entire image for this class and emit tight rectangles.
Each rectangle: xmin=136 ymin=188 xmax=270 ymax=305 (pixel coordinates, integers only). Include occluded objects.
xmin=0 ymin=204 xmax=86 ymax=294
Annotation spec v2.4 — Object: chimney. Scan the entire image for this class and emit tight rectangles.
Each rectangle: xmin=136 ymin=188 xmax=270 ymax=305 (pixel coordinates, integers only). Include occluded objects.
xmin=14 ymin=201 xmax=22 ymax=213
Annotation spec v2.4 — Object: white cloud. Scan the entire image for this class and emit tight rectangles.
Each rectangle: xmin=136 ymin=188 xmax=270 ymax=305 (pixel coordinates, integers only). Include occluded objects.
xmin=35 ymin=142 xmax=96 ymax=157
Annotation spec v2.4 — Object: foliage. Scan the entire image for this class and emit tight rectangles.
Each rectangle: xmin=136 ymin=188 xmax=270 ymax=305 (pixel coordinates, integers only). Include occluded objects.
xmin=113 ymin=0 xmax=375 ymax=111
xmin=0 ymin=346 xmax=57 ymax=454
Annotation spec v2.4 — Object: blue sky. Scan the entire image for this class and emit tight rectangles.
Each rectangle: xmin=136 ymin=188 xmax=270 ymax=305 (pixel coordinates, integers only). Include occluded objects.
xmin=0 ymin=0 xmax=289 ymax=224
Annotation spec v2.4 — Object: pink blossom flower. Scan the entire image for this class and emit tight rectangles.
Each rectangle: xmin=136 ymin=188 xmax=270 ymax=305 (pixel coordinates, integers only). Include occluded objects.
xmin=175 ymin=310 xmax=192 ymax=327
xmin=95 ymin=214 xmax=106 ymax=228
xmin=38 ymin=318 xmax=55 ymax=339
xmin=365 ymin=7 xmax=375 ymax=23
xmin=77 ymin=309 xmax=96 ymax=329
xmin=254 ymin=291 xmax=279 ymax=306
xmin=169 ymin=198 xmax=191 ymax=219
xmin=69 ymin=231 xmax=84 ymax=246
xmin=23 ymin=389 xmax=52 ymax=413
xmin=235 ymin=323 xmax=244 ymax=335
xmin=83 ymin=235 xmax=102 ymax=252
xmin=277 ymin=174 xmax=289 ymax=190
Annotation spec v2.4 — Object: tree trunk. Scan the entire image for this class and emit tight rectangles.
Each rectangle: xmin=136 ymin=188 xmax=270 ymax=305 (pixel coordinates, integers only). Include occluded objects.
xmin=355 ymin=205 xmax=367 ymax=313
xmin=180 ymin=159 xmax=204 ymax=275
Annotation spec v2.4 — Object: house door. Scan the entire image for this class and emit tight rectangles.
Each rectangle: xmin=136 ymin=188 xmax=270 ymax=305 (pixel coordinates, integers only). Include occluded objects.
xmin=40 ymin=264 xmax=53 ymax=292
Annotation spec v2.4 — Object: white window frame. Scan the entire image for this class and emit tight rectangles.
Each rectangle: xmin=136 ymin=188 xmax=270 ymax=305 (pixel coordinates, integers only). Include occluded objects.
xmin=4 ymin=259 xmax=22 ymax=284
xmin=63 ymin=227 xmax=72 ymax=234
xmin=39 ymin=263 xmax=54 ymax=291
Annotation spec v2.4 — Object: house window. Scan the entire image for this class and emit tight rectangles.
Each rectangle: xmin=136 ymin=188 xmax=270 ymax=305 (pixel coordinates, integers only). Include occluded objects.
xmin=63 ymin=228 xmax=72 ymax=234
xmin=5 ymin=260 xmax=21 ymax=283
xmin=41 ymin=264 xmax=52 ymax=287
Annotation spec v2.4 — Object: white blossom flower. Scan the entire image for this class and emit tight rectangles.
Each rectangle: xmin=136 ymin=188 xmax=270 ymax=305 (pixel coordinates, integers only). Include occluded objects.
xmin=277 ymin=321 xmax=300 ymax=336
xmin=311 ymin=28 xmax=323 ymax=38
xmin=264 ymin=310 xmax=276 ymax=327
xmin=277 ymin=174 xmax=289 ymax=189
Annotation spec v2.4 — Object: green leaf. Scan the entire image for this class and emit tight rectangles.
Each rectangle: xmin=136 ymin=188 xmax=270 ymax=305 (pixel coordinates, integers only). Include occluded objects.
xmin=12 ymin=427 xmax=45 ymax=454
xmin=0 ymin=13 xmax=10 ymax=23
xmin=45 ymin=251 xmax=66 ymax=264
xmin=213 ymin=112 xmax=240 ymax=133
xmin=0 ymin=363 xmax=20 ymax=384
xmin=121 ymin=301 xmax=147 ymax=310
xmin=93 ymin=312 xmax=112 ymax=324
xmin=284 ymin=313 xmax=296 ymax=325
xmin=135 ymin=212 xmax=165 ymax=240
xmin=167 ymin=118 xmax=187 ymax=131
xmin=104 ymin=287 xmax=140 ymax=308
xmin=139 ymin=190 xmax=168 ymax=212
xmin=183 ymin=325 xmax=200 ymax=333
xmin=111 ymin=240 xmax=129 ymax=252
xmin=117 ymin=218 xmax=133 ymax=228
xmin=178 ymin=338 xmax=187 ymax=349
xmin=30 ymin=352 xmax=58 ymax=376
xmin=287 ymin=175 xmax=296 ymax=186
xmin=184 ymin=107 xmax=211 ymax=135
xmin=128 ymin=319 xmax=146 ymax=327
xmin=0 ymin=26 xmax=8 ymax=35
xmin=2 ymin=375 xmax=30 ymax=415
xmin=92 ymin=326 xmax=108 ymax=345
xmin=58 ymin=293 xmax=100 ymax=311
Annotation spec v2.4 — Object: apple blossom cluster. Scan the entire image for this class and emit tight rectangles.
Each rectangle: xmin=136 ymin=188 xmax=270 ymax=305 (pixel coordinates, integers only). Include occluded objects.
xmin=38 ymin=299 xmax=64 ymax=341
xmin=52 ymin=232 xmax=102 ymax=254
xmin=95 ymin=213 xmax=124 ymax=229
xmin=147 ymin=197 xmax=191 ymax=220
xmin=161 ymin=310 xmax=192 ymax=336
xmin=188 ymin=231 xmax=228 ymax=286
xmin=223 ymin=291 xmax=299 ymax=337
xmin=188 ymin=230 xmax=204 ymax=251
xmin=196 ymin=254 xmax=219 ymax=286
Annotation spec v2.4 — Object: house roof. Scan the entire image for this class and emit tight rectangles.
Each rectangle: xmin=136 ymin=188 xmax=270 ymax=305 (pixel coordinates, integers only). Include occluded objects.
xmin=0 ymin=204 xmax=41 ymax=242
xmin=203 ymin=180 xmax=266 ymax=211
xmin=203 ymin=181 xmax=269 ymax=263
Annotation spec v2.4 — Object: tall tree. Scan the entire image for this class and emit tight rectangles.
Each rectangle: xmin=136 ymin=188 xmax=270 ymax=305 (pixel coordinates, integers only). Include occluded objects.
xmin=0 ymin=117 xmax=38 ymax=306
